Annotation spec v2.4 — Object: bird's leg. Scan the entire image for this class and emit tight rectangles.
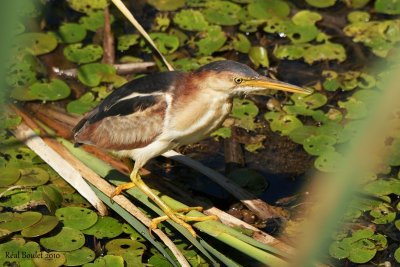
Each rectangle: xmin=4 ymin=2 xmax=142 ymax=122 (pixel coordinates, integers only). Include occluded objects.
xmin=129 ymin=170 xmax=218 ymax=237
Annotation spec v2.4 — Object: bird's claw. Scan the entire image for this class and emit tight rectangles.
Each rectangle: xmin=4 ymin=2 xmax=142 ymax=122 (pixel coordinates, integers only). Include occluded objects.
xmin=109 ymin=182 xmax=136 ymax=204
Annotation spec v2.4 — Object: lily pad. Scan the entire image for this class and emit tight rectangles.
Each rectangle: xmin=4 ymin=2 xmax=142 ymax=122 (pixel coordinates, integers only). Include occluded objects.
xmin=21 ymin=215 xmax=59 ymax=237
xmin=149 ymin=32 xmax=180 ymax=54
xmin=14 ymin=79 xmax=71 ymax=101
xmin=77 ymin=63 xmax=116 ymax=87
xmin=306 ymin=0 xmax=336 ymax=7
xmin=16 ymin=167 xmax=50 ymax=186
xmin=0 ymin=167 xmax=21 ymax=187
xmin=173 ymin=10 xmax=209 ymax=31
xmin=203 ymin=1 xmax=241 ymax=26
xmin=265 ymin=112 xmax=303 ymax=135
xmin=67 ymin=0 xmax=108 ymax=13
xmin=370 ymin=203 xmax=396 ymax=224
xmin=338 ymin=98 xmax=367 ymax=119
xmin=375 ymin=0 xmax=400 ymax=14
xmin=249 ymin=46 xmax=269 ymax=67
xmin=0 ymin=211 xmax=42 ymax=232
xmin=248 ymin=0 xmax=290 ymax=19
xmin=147 ymin=0 xmax=185 ymax=11
xmin=105 ymin=239 xmax=145 ymax=266
xmin=83 ymin=216 xmax=123 ymax=239
xmin=196 ymin=26 xmax=227 ymax=56
xmin=148 ymin=255 xmax=174 ymax=267
xmin=64 ymin=43 xmax=103 ymax=64
xmin=232 ymin=33 xmax=251 ymax=53
xmin=291 ymin=93 xmax=328 ymax=109
xmin=79 ymin=11 xmax=114 ymax=32
xmin=83 ymin=255 xmax=124 ymax=267
xmin=40 ymin=227 xmax=85 ymax=251
xmin=15 ymin=32 xmax=58 ymax=56
xmin=65 ymin=247 xmax=95 ymax=266
xmin=347 ymin=239 xmax=377 ymax=263
xmin=303 ymin=135 xmax=336 ymax=156
xmin=395 ymin=247 xmax=400 ymax=263
xmin=67 ymin=92 xmax=99 ymax=115
xmin=117 ymin=34 xmax=140 ymax=51
xmin=348 ymin=11 xmax=370 ymax=23
xmin=0 ymin=240 xmax=40 ymax=266
xmin=58 ymin=23 xmax=87 ymax=43
xmin=33 ymin=252 xmax=66 ymax=267
xmin=232 ymin=98 xmax=259 ymax=131
xmin=292 ymin=10 xmax=322 ymax=26
xmin=55 ymin=207 xmax=98 ymax=230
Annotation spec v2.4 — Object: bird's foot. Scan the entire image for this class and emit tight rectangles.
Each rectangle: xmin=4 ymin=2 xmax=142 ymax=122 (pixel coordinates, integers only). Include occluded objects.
xmin=150 ymin=207 xmax=218 ymax=237
xmin=110 ymin=182 xmax=136 ymax=202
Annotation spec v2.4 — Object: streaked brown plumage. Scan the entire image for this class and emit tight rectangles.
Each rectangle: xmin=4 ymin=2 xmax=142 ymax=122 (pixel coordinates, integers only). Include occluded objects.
xmin=73 ymin=60 xmax=310 ymax=236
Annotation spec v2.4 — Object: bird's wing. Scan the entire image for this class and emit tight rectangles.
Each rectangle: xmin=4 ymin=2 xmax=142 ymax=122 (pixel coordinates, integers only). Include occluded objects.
xmin=73 ymin=72 xmax=183 ymax=150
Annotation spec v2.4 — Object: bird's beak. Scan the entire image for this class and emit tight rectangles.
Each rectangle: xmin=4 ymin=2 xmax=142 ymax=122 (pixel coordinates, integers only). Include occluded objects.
xmin=241 ymin=78 xmax=312 ymax=95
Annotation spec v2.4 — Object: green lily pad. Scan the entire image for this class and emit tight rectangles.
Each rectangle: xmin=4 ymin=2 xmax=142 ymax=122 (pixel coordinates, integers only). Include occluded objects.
xmin=59 ymin=23 xmax=87 ymax=43
xmin=36 ymin=185 xmax=63 ymax=214
xmin=0 ymin=211 xmax=42 ymax=232
xmin=117 ymin=34 xmax=140 ymax=51
xmin=375 ymin=0 xmax=400 ymax=14
xmin=265 ymin=112 xmax=303 ymax=135
xmin=314 ymin=151 xmax=343 ymax=172
xmin=344 ymin=0 xmax=370 ymax=8
xmin=323 ymin=70 xmax=340 ymax=91
xmin=33 ymin=252 xmax=66 ymax=267
xmin=65 ymin=247 xmax=95 ymax=266
xmin=15 ymin=32 xmax=58 ymax=56
xmin=288 ymin=125 xmax=319 ymax=144
xmin=228 ymin=168 xmax=268 ymax=196
xmin=83 ymin=255 xmax=124 ymax=267
xmin=306 ymin=0 xmax=336 ymax=7
xmin=248 ymin=0 xmax=290 ymax=19
xmin=291 ymin=93 xmax=328 ymax=109
xmin=329 ymin=241 xmax=350 ymax=259
xmin=15 ymin=79 xmax=71 ymax=101
xmin=173 ymin=10 xmax=209 ymax=31
xmin=55 ymin=207 xmax=98 ymax=230
xmin=0 ymin=167 xmax=21 ymax=187
xmin=348 ymin=11 xmax=370 ymax=23
xmin=303 ymin=135 xmax=336 ymax=156
xmin=16 ymin=167 xmax=50 ymax=186
xmin=0 ymin=189 xmax=32 ymax=208
xmin=292 ymin=10 xmax=322 ymax=26
xmin=147 ymin=0 xmax=185 ymax=11
xmin=249 ymin=46 xmax=269 ymax=67
xmin=370 ymin=203 xmax=396 ymax=224
xmin=338 ymin=98 xmax=367 ymax=119
xmin=232 ymin=33 xmax=251 ymax=53
xmin=6 ymin=56 xmax=38 ymax=87
xmin=149 ymin=32 xmax=179 ymax=54
xmin=196 ymin=26 xmax=227 ymax=56
xmin=0 ymin=240 xmax=40 ymax=266
xmin=232 ymin=98 xmax=259 ymax=131
xmin=0 ymin=228 xmax=11 ymax=239
xmin=203 ymin=1 xmax=241 ymax=26
xmin=67 ymin=0 xmax=108 ymax=13
xmin=347 ymin=239 xmax=377 ymax=263
xmin=67 ymin=92 xmax=99 ymax=115
xmin=79 ymin=11 xmax=114 ymax=32
xmin=211 ymin=127 xmax=232 ymax=139
xmin=64 ymin=43 xmax=103 ymax=64
xmin=395 ymin=247 xmax=400 ymax=263
xmin=40 ymin=227 xmax=85 ymax=251
xmin=105 ymin=239 xmax=145 ymax=266
xmin=21 ymin=215 xmax=59 ymax=237
xmin=77 ymin=63 xmax=116 ymax=87
xmin=83 ymin=216 xmax=123 ymax=239
xmin=173 ymin=58 xmax=201 ymax=71
xmin=148 ymin=255 xmax=174 ymax=267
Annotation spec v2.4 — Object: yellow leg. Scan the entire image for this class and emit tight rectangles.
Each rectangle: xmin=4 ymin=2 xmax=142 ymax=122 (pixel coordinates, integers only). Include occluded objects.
xmin=129 ymin=171 xmax=218 ymax=237
xmin=110 ymin=182 xmax=136 ymax=199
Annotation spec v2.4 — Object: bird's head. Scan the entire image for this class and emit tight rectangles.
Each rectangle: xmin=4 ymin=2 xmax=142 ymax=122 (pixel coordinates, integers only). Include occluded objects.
xmin=194 ymin=60 xmax=312 ymax=96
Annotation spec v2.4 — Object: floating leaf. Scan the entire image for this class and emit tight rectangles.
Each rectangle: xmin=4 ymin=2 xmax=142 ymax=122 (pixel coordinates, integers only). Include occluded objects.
xmin=117 ymin=34 xmax=140 ymax=51
xmin=40 ymin=227 xmax=85 ymax=251
xmin=14 ymin=32 xmax=58 ymax=56
xmin=348 ymin=11 xmax=370 ymax=23
xmin=306 ymin=0 xmax=336 ymax=7
xmin=67 ymin=92 xmax=99 ymax=115
xmin=232 ymin=98 xmax=259 ymax=131
xmin=6 ymin=56 xmax=38 ymax=87
xmin=196 ymin=26 xmax=227 ymax=55
xmin=347 ymin=239 xmax=376 ymax=263
xmin=248 ymin=46 xmax=269 ymax=67
xmin=13 ymin=79 xmax=71 ymax=101
xmin=83 ymin=255 xmax=124 ymax=267
xmin=303 ymin=135 xmax=336 ymax=156
xmin=148 ymin=255 xmax=174 ymax=267
xmin=16 ymin=167 xmax=49 ymax=186
xmin=375 ymin=0 xmax=400 ymax=14
xmin=248 ymin=0 xmax=290 ymax=19
xmin=0 ymin=211 xmax=42 ymax=232
xmin=395 ymin=247 xmax=400 ymax=263
xmin=0 ymin=167 xmax=20 ymax=187
xmin=67 ymin=0 xmax=108 ymax=13
xmin=79 ymin=11 xmax=114 ymax=32
xmin=149 ymin=33 xmax=179 ymax=54
xmin=33 ymin=252 xmax=66 ymax=267
xmin=21 ymin=215 xmax=59 ymax=237
xmin=292 ymin=10 xmax=322 ymax=26
xmin=58 ymin=23 xmax=87 ymax=43
xmin=291 ymin=93 xmax=328 ymax=109
xmin=77 ymin=63 xmax=116 ymax=87
xmin=55 ymin=207 xmax=98 ymax=230
xmin=265 ymin=112 xmax=303 ymax=135
xmin=105 ymin=239 xmax=145 ymax=266
xmin=338 ymin=98 xmax=367 ymax=119
xmin=173 ymin=10 xmax=209 ymax=31
xmin=0 ymin=240 xmax=40 ymax=266
xmin=64 ymin=43 xmax=103 ymax=64
xmin=65 ymin=247 xmax=96 ymax=266
xmin=203 ymin=1 xmax=241 ymax=26
xmin=370 ymin=203 xmax=396 ymax=224
xmin=329 ymin=241 xmax=349 ymax=259
xmin=83 ymin=216 xmax=123 ymax=239
xmin=344 ymin=0 xmax=370 ymax=8
xmin=147 ymin=0 xmax=185 ymax=11
xmin=232 ymin=33 xmax=251 ymax=53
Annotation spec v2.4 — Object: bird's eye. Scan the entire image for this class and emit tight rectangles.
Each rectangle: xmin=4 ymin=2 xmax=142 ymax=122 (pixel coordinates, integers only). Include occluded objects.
xmin=234 ymin=77 xmax=243 ymax=84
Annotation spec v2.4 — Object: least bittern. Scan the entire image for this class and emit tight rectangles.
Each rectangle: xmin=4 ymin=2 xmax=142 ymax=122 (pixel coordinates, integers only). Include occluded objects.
xmin=73 ymin=60 xmax=310 ymax=236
